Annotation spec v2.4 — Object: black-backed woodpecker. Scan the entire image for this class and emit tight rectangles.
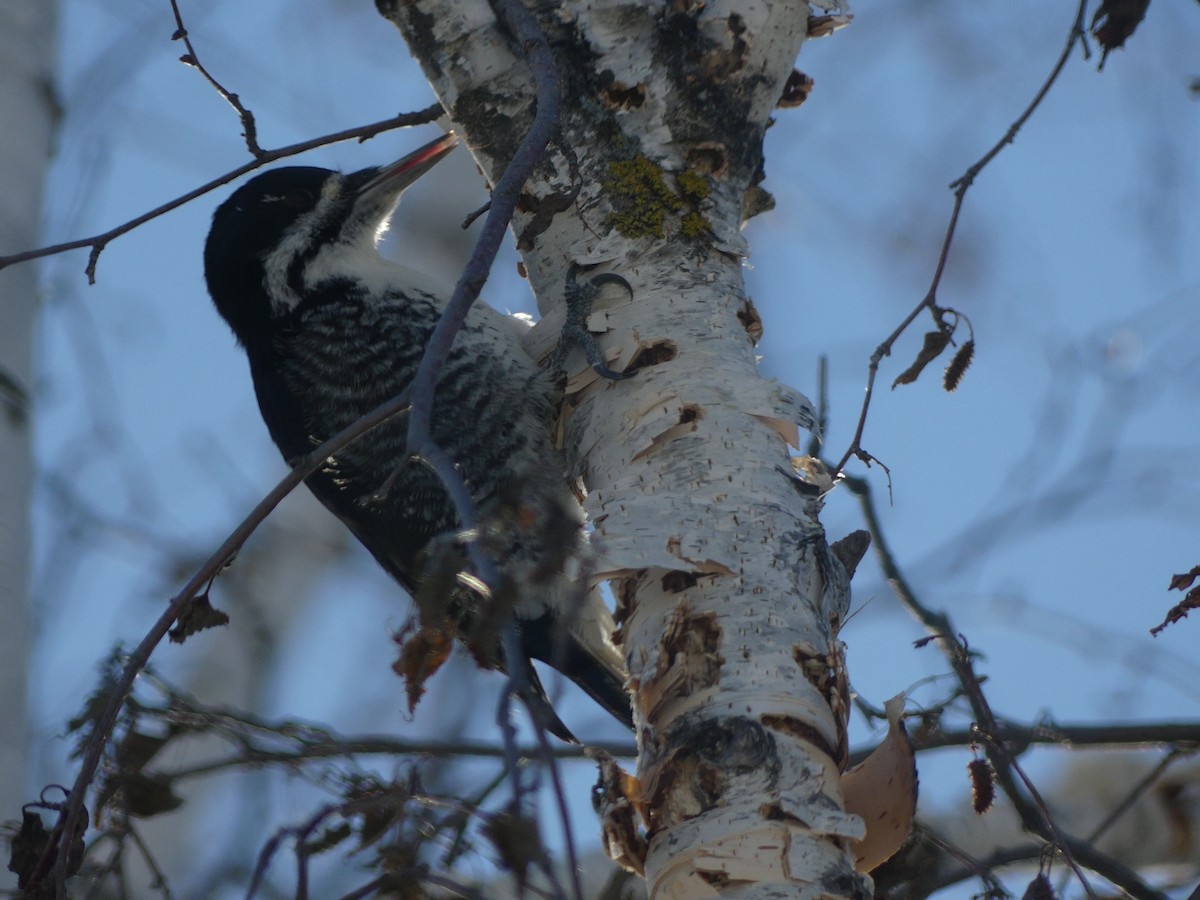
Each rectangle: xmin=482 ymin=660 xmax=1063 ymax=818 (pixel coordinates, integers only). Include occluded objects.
xmin=203 ymin=133 xmax=631 ymax=741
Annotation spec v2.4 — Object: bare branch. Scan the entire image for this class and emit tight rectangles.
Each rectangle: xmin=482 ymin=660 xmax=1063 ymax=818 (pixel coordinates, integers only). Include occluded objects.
xmin=833 ymin=0 xmax=1091 ymax=476
xmin=0 ymin=105 xmax=443 ymax=282
xmin=848 ymin=721 xmax=1200 ymax=768
xmin=168 ymin=0 xmax=263 ymax=156
xmin=44 ymin=388 xmax=416 ymax=894
xmin=846 ymin=473 xmax=1169 ymax=900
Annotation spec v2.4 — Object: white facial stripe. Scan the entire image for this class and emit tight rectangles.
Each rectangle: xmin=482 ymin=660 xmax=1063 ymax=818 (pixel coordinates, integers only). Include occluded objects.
xmin=260 ymin=176 xmax=345 ymax=313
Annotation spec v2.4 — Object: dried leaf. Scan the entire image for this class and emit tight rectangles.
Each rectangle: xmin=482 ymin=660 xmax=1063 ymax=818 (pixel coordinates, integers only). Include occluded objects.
xmin=483 ymin=809 xmax=543 ymax=892
xmin=1022 ymin=873 xmax=1058 ymax=900
xmin=393 ymin=626 xmax=453 ymax=714
xmin=118 ymin=772 xmax=184 ymax=818
xmin=1091 ymin=0 xmax=1150 ymax=69
xmin=344 ymin=778 xmax=403 ymax=851
xmin=8 ymin=801 xmax=89 ymax=890
xmin=893 ymin=330 xmax=953 ymax=388
xmin=1167 ymin=565 xmax=1200 ymax=592
xmin=303 ymin=822 xmax=353 ymax=856
xmin=117 ymin=730 xmax=172 ymax=771
xmin=168 ymin=594 xmax=230 ymax=643
xmin=8 ymin=811 xmax=50 ymax=889
xmin=1152 ymin=564 xmax=1200 ymax=635
xmin=1151 ymin=585 xmax=1200 ymax=637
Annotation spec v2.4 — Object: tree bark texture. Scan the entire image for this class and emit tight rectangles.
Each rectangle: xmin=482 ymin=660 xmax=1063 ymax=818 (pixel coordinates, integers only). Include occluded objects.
xmin=376 ymin=0 xmax=868 ymax=895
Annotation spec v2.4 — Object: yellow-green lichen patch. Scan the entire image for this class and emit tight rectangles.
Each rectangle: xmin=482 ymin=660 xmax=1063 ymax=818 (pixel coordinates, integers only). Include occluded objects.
xmin=605 ymin=155 xmax=683 ymax=239
xmin=676 ymin=169 xmax=710 ymax=202
xmin=680 ymin=210 xmax=712 ymax=238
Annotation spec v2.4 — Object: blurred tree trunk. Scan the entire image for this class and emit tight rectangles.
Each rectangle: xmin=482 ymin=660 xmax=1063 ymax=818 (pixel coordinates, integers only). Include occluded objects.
xmin=0 ymin=0 xmax=58 ymax=887
xmin=377 ymin=0 xmax=868 ymax=894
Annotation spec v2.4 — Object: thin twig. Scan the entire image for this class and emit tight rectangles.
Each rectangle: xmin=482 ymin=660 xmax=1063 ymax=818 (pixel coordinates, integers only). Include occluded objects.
xmin=917 ymin=824 xmax=1011 ymax=897
xmin=847 ymin=720 xmax=1200 ymax=767
xmin=446 ymin=768 xmax=518 ymax=869
xmin=977 ymin=729 xmax=1170 ymax=899
xmin=244 ymin=800 xmax=338 ymax=900
xmin=168 ymin=0 xmax=262 ymax=156
xmin=340 ymin=872 xmax=486 ymax=900
xmin=246 ymin=786 xmax=491 ymax=898
xmin=125 ymin=823 xmax=175 ymax=899
xmin=833 ymin=0 xmax=1091 ymax=476
xmin=846 ymin=474 xmax=1168 ymax=900
xmin=973 ymin=725 xmax=1097 ymax=896
xmin=496 ymin=687 xmax=525 ymax=801
xmin=0 ymin=104 xmax=443 ymax=282
xmin=535 ymin=723 xmax=585 ymax=900
xmin=168 ymin=736 xmax=635 ymax=781
xmin=45 ymin=389 xmax=415 ymax=896
xmin=929 ymin=839 xmax=1059 ymax=894
xmin=807 ymin=355 xmax=828 ymax=458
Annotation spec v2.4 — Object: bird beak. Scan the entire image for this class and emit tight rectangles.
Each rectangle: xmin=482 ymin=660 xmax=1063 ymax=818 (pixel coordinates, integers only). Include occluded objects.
xmin=358 ymin=132 xmax=460 ymax=199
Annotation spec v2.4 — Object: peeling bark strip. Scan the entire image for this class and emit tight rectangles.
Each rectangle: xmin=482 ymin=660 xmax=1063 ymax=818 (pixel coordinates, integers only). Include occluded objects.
xmin=376 ymin=0 xmax=874 ymax=894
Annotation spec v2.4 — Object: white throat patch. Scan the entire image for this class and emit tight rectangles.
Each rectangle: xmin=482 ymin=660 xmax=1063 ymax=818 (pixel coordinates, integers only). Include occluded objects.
xmin=260 ymin=176 xmax=346 ymax=314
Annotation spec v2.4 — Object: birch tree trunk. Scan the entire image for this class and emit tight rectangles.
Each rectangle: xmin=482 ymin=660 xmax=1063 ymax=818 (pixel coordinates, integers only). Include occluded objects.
xmin=376 ymin=0 xmax=869 ymax=894
xmin=0 ymin=1 xmax=57 ymax=877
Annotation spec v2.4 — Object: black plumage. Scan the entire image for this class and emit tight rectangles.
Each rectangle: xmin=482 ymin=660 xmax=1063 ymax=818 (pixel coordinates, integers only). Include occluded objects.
xmin=203 ymin=134 xmax=631 ymax=740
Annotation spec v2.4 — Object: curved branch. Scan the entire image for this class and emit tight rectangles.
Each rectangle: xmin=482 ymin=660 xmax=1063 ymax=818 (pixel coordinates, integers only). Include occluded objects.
xmin=43 ymin=388 xmax=417 ymax=894
xmin=398 ymin=0 xmax=564 ymax=758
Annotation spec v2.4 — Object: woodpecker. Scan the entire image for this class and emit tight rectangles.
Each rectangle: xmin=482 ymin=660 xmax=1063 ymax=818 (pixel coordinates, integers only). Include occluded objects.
xmin=203 ymin=133 xmax=631 ymax=741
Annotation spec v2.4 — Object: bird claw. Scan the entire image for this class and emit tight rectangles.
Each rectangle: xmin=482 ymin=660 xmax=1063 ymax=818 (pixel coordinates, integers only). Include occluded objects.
xmin=583 ymin=271 xmax=633 ymax=299
xmin=590 ymin=361 xmax=633 ymax=381
xmin=552 ymin=264 xmax=634 ymax=380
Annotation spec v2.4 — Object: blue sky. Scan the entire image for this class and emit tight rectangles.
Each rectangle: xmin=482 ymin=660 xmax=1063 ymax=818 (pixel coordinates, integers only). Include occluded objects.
xmin=26 ymin=0 xmax=1200 ymax=894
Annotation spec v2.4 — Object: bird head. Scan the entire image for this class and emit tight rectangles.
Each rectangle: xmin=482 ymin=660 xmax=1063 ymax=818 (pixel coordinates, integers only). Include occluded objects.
xmin=204 ymin=132 xmax=458 ymax=345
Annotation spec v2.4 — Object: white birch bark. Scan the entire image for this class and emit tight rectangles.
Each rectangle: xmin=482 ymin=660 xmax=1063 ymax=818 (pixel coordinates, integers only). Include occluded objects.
xmin=0 ymin=0 xmax=58 ymax=870
xmin=377 ymin=0 xmax=869 ymax=894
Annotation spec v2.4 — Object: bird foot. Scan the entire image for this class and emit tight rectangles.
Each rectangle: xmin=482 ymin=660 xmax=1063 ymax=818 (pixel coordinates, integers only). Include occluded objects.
xmin=551 ymin=264 xmax=634 ymax=380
